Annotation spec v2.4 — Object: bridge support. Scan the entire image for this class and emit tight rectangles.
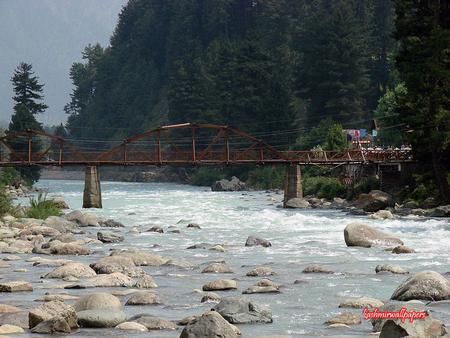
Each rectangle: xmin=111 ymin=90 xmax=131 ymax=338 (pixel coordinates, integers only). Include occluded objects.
xmin=283 ymin=164 xmax=302 ymax=207
xmin=83 ymin=166 xmax=102 ymax=208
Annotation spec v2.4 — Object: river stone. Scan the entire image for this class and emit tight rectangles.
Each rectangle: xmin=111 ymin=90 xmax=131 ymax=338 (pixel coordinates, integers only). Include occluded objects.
xmin=369 ymin=210 xmax=394 ymax=220
xmin=391 ymin=271 xmax=450 ymax=301
xmin=99 ymin=219 xmax=125 ymax=227
xmin=245 ymin=236 xmax=272 ymax=247
xmin=126 ymin=292 xmax=161 ymax=305
xmin=77 ymin=309 xmax=126 ymax=328
xmin=392 ymin=245 xmax=416 ymax=254
xmin=90 ymin=255 xmax=145 ymax=277
xmin=242 ymin=286 xmax=280 ymax=294
xmin=74 ymin=293 xmax=122 ymax=312
xmin=187 ymin=243 xmax=212 ymax=249
xmin=134 ymin=274 xmax=157 ymax=288
xmin=110 ymin=249 xmax=169 ymax=266
xmin=91 ymin=272 xmax=135 ymax=287
xmin=97 ymin=231 xmax=124 ymax=243
xmin=147 ymin=226 xmax=164 ymax=233
xmin=186 ymin=223 xmax=201 ymax=229
xmin=42 ymin=216 xmax=78 ymax=233
xmin=116 ymin=321 xmax=148 ymax=331
xmin=339 ymin=297 xmax=384 ymax=308
xmin=180 ymin=311 xmax=240 ymax=338
xmin=302 ymin=264 xmax=333 ymax=274
xmin=211 ymin=176 xmax=246 ymax=191
xmin=42 ymin=262 xmax=96 ymax=279
xmin=356 ymin=190 xmax=393 ymax=212
xmin=213 ymin=297 xmax=272 ymax=324
xmin=284 ymin=198 xmax=310 ymax=208
xmin=203 ymin=279 xmax=237 ymax=291
xmin=209 ymin=244 xmax=226 ymax=252
xmin=29 ymin=300 xmax=78 ymax=329
xmin=0 ymin=281 xmax=32 ymax=292
xmin=0 ymin=304 xmax=22 ymax=313
xmin=21 ymin=225 xmax=61 ymax=237
xmin=375 ymin=264 xmax=409 ymax=274
xmin=344 ymin=222 xmax=403 ymax=248
xmin=3 ymin=255 xmax=20 ymax=261
xmin=130 ymin=315 xmax=177 ymax=330
xmin=64 ymin=210 xmax=98 ymax=227
xmin=324 ymin=313 xmax=361 ymax=326
xmin=202 ymin=262 xmax=233 ymax=274
xmin=201 ymin=292 xmax=221 ymax=303
xmin=246 ymin=266 xmax=275 ymax=277
xmin=0 ymin=324 xmax=24 ymax=334
xmin=163 ymin=258 xmax=194 ymax=269
xmin=37 ymin=294 xmax=79 ymax=302
xmin=31 ymin=316 xmax=71 ymax=334
xmin=50 ymin=243 xmax=90 ymax=255
xmin=256 ymin=279 xmax=281 ymax=288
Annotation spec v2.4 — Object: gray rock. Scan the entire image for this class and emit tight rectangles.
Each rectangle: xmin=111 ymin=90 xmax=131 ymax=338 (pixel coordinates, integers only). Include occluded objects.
xmin=180 ymin=311 xmax=240 ymax=338
xmin=375 ymin=264 xmax=409 ymax=274
xmin=126 ymin=292 xmax=161 ymax=305
xmin=42 ymin=262 xmax=96 ymax=279
xmin=211 ymin=176 xmax=246 ymax=191
xmin=213 ymin=296 xmax=272 ymax=324
xmin=42 ymin=216 xmax=78 ymax=232
xmin=324 ymin=312 xmax=361 ymax=326
xmin=392 ymin=245 xmax=415 ymax=254
xmin=99 ymin=219 xmax=125 ymax=227
xmin=246 ymin=266 xmax=275 ymax=277
xmin=201 ymin=292 xmax=221 ymax=303
xmin=115 ymin=321 xmax=148 ymax=331
xmin=29 ymin=301 xmax=78 ymax=329
xmin=245 ymin=236 xmax=272 ymax=247
xmin=77 ymin=309 xmax=127 ymax=328
xmin=302 ymin=264 xmax=333 ymax=274
xmin=391 ymin=271 xmax=450 ymax=301
xmin=90 ymin=255 xmax=145 ymax=277
xmin=356 ymin=190 xmax=394 ymax=212
xmin=74 ymin=293 xmax=122 ymax=312
xmin=427 ymin=205 xmax=450 ymax=217
xmin=0 ymin=281 xmax=32 ymax=292
xmin=31 ymin=316 xmax=71 ymax=333
xmin=369 ymin=210 xmax=394 ymax=220
xmin=202 ymin=279 xmax=237 ymax=291
xmin=338 ymin=297 xmax=384 ymax=308
xmin=97 ymin=231 xmax=124 ymax=243
xmin=285 ymin=198 xmax=310 ymax=209
xmin=130 ymin=315 xmax=177 ymax=330
xmin=49 ymin=243 xmax=90 ymax=255
xmin=242 ymin=286 xmax=280 ymax=294
xmin=403 ymin=200 xmax=419 ymax=209
xmin=186 ymin=223 xmax=201 ymax=229
xmin=147 ymin=226 xmax=164 ymax=233
xmin=344 ymin=222 xmax=403 ymax=248
xmin=50 ymin=197 xmax=70 ymax=209
xmin=202 ymin=262 xmax=233 ymax=274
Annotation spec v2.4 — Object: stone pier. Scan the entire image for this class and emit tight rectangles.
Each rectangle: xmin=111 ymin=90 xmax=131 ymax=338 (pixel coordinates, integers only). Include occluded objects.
xmin=83 ymin=166 xmax=102 ymax=208
xmin=283 ymin=163 xmax=302 ymax=207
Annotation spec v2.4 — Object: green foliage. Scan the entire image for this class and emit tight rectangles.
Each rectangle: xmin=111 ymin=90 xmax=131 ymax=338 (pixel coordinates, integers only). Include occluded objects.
xmin=294 ymin=119 xmax=334 ymax=150
xmin=25 ymin=193 xmax=61 ymax=219
xmin=0 ymin=168 xmax=20 ymax=187
xmin=324 ymin=124 xmax=348 ymax=151
xmin=0 ymin=190 xmax=14 ymax=217
xmin=350 ymin=176 xmax=380 ymax=199
xmin=190 ymin=168 xmax=227 ymax=187
xmin=303 ymin=176 xmax=346 ymax=200
xmin=247 ymin=166 xmax=284 ymax=190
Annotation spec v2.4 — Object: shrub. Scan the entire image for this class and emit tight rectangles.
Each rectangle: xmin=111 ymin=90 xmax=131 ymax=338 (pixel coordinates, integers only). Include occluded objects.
xmin=190 ymin=167 xmax=227 ymax=186
xmin=351 ymin=176 xmax=380 ymax=198
xmin=0 ymin=190 xmax=13 ymax=217
xmin=0 ymin=167 xmax=20 ymax=187
xmin=247 ymin=166 xmax=284 ymax=190
xmin=25 ymin=193 xmax=61 ymax=219
xmin=303 ymin=176 xmax=346 ymax=199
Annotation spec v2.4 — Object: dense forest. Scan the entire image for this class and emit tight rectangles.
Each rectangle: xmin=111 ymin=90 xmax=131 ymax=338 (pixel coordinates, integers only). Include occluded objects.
xmin=65 ymin=0 xmax=396 ymax=149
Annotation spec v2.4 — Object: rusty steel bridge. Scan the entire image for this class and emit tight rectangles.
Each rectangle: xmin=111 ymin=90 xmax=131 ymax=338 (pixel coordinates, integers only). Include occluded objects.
xmin=0 ymin=123 xmax=412 ymax=167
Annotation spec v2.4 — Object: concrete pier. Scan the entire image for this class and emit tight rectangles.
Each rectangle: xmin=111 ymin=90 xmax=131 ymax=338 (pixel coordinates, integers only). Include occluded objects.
xmin=283 ymin=164 xmax=302 ymax=207
xmin=83 ymin=166 xmax=102 ymax=208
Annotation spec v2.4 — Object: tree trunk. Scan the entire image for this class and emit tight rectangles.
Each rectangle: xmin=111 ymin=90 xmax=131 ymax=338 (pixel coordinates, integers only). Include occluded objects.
xmin=431 ymin=149 xmax=450 ymax=204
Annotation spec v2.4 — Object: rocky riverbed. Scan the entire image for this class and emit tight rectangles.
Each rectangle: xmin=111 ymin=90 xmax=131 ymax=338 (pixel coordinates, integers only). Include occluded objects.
xmin=0 ymin=179 xmax=449 ymax=337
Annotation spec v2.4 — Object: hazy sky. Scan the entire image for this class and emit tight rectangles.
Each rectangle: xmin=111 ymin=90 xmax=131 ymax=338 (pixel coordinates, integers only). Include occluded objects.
xmin=0 ymin=0 xmax=127 ymax=127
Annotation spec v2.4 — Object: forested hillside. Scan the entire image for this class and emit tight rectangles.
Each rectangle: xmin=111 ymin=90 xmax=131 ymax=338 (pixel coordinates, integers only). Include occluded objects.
xmin=65 ymin=0 xmax=395 ymax=148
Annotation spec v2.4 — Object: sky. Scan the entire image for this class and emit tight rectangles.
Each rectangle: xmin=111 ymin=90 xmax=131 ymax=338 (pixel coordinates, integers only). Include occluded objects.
xmin=0 ymin=0 xmax=127 ymax=128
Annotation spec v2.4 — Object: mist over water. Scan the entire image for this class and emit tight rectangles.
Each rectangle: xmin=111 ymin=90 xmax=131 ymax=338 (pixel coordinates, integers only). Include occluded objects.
xmin=8 ymin=179 xmax=450 ymax=337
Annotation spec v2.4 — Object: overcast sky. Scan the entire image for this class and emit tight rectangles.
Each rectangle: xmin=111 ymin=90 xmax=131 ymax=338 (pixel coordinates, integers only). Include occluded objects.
xmin=0 ymin=0 xmax=127 ymax=127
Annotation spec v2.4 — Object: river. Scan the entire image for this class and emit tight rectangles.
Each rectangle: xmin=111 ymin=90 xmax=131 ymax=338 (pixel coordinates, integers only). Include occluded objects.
xmin=5 ymin=179 xmax=450 ymax=337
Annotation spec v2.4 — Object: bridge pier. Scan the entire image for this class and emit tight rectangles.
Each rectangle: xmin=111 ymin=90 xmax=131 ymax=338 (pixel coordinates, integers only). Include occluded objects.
xmin=283 ymin=163 xmax=303 ymax=207
xmin=83 ymin=166 xmax=102 ymax=208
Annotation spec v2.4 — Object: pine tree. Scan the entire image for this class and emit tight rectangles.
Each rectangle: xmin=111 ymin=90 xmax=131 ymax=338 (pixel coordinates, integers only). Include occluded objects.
xmin=8 ymin=63 xmax=46 ymax=184
xmin=394 ymin=0 xmax=450 ymax=203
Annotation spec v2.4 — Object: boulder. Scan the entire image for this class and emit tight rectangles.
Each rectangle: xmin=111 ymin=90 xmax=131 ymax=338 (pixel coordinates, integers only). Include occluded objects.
xmin=369 ymin=210 xmax=394 ymax=220
xmin=147 ymin=226 xmax=164 ymax=233
xmin=302 ymin=264 xmax=333 ymax=274
xmin=99 ymin=219 xmax=125 ymax=227
xmin=50 ymin=197 xmax=70 ymax=209
xmin=126 ymin=292 xmax=161 ymax=305
xmin=134 ymin=274 xmax=158 ymax=288
xmin=202 ymin=262 xmax=233 ymax=274
xmin=356 ymin=190 xmax=393 ymax=212
xmin=202 ymin=279 xmax=237 ymax=291
xmin=21 ymin=225 xmax=61 ymax=237
xmin=213 ymin=297 xmax=272 ymax=324
xmin=49 ymin=243 xmax=90 ymax=255
xmin=31 ymin=316 xmax=71 ymax=334
xmin=180 ymin=311 xmax=240 ymax=338
xmin=90 ymin=255 xmax=145 ymax=277
xmin=391 ymin=271 xmax=450 ymax=301
xmin=110 ymin=249 xmax=169 ymax=266
xmin=256 ymin=279 xmax=281 ymax=288
xmin=422 ymin=197 xmax=439 ymax=209
xmin=245 ymin=236 xmax=272 ymax=247
xmin=0 ymin=324 xmax=24 ymax=334
xmin=403 ymin=200 xmax=419 ymax=209
xmin=116 ymin=321 xmax=148 ymax=331
xmin=344 ymin=222 xmax=403 ymax=248
xmin=74 ymin=293 xmax=122 ymax=312
xmin=42 ymin=262 xmax=96 ymax=279
xmin=427 ymin=205 xmax=450 ymax=217
xmin=209 ymin=244 xmax=226 ymax=252
xmin=324 ymin=313 xmax=361 ymax=326
xmin=0 ymin=304 xmax=22 ymax=314
xmin=392 ymin=245 xmax=415 ymax=254
xmin=201 ymin=292 xmax=221 ymax=303
xmin=187 ymin=223 xmax=201 ymax=229
xmin=130 ymin=315 xmax=177 ymax=330
xmin=90 ymin=272 xmax=135 ymax=288
xmin=242 ymin=286 xmax=280 ymax=294
xmin=246 ymin=266 xmax=275 ymax=277
xmin=42 ymin=216 xmax=78 ymax=233
xmin=375 ymin=264 xmax=409 ymax=275
xmin=211 ymin=176 xmax=246 ymax=191
xmin=29 ymin=300 xmax=78 ymax=329
xmin=284 ymin=198 xmax=310 ymax=209
xmin=0 ymin=281 xmax=32 ymax=292
xmin=0 ymin=311 xmax=28 ymax=329
xmin=187 ymin=243 xmax=213 ymax=249
xmin=97 ymin=231 xmax=124 ymax=243
xmin=77 ymin=309 xmax=127 ymax=328
xmin=338 ymin=297 xmax=384 ymax=309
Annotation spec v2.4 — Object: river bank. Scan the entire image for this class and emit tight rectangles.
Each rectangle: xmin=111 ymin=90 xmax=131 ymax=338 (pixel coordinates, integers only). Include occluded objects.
xmin=0 ymin=179 xmax=449 ymax=337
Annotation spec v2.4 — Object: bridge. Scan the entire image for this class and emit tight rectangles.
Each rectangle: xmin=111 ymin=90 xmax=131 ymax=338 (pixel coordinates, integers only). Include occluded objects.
xmin=0 ymin=123 xmax=412 ymax=208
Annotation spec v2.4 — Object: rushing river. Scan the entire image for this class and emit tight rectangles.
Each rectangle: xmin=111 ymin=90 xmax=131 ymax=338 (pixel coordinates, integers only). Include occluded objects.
xmin=5 ymin=179 xmax=450 ymax=337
